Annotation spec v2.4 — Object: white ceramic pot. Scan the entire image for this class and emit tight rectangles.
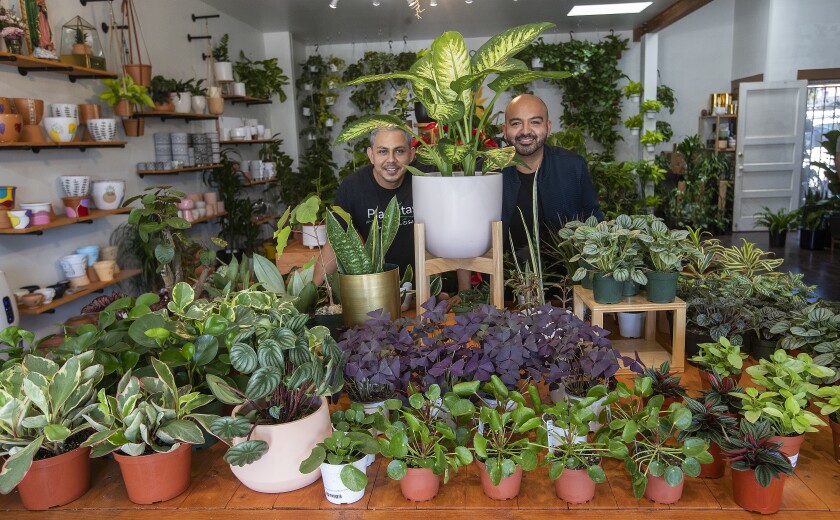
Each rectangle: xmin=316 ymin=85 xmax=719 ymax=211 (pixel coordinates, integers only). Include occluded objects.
xmin=214 ymin=62 xmax=233 ymax=82
xmin=301 ymin=224 xmax=327 ymax=249
xmin=19 ymin=203 xmax=51 ymax=225
xmin=232 ymin=82 xmax=246 ymax=96
xmin=9 ymin=210 xmax=29 ymax=229
xmin=645 ymin=111 xmax=657 ymax=119
xmin=49 ymin=103 xmax=78 ymax=118
xmin=87 ymin=118 xmax=117 ymax=142
xmin=617 ymin=311 xmax=645 ymax=338
xmin=42 ymin=117 xmax=79 ymax=143
xmin=191 ymin=95 xmax=207 ymax=114
xmin=630 ymin=127 xmax=640 ymax=136
xmin=630 ymin=94 xmax=640 ymax=103
xmin=60 ymin=175 xmax=90 ymax=197
xmin=645 ymin=144 xmax=655 ymax=152
xmin=543 ymin=416 xmax=588 ymax=454
xmin=413 ymin=173 xmax=503 ymax=258
xmin=91 ymin=180 xmax=126 ymax=210
xmin=229 ymin=397 xmax=332 ymax=493
xmin=567 ymin=393 xmax=609 ymax=432
xmin=170 ymin=93 xmax=192 ymax=114
xmin=59 ymin=254 xmax=88 ymax=278
xmin=320 ymin=458 xmax=368 ymax=505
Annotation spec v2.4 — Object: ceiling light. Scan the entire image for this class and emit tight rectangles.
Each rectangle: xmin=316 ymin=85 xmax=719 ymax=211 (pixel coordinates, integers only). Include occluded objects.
xmin=465 ymin=0 xmax=473 ymax=4
xmin=373 ymin=0 xmax=380 ymax=4
xmin=407 ymin=0 xmax=418 ymax=6
xmin=568 ymin=2 xmax=651 ymax=16
xmin=329 ymin=0 xmax=339 ymax=7
xmin=430 ymin=0 xmax=438 ymax=5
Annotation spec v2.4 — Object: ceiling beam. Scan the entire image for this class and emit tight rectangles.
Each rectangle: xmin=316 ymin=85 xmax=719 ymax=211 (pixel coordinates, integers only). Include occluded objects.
xmin=633 ymin=0 xmax=713 ymax=42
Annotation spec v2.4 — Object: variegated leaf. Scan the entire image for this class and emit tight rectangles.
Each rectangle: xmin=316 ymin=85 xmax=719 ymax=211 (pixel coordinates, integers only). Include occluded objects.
xmin=428 ymin=100 xmax=465 ymax=124
xmin=471 ymin=23 xmax=554 ymax=73
xmin=431 ymin=31 xmax=471 ymax=105
xmin=488 ymin=70 xmax=572 ymax=92
xmin=480 ymin=146 xmax=518 ymax=172
xmin=335 ymin=114 xmax=405 ymax=144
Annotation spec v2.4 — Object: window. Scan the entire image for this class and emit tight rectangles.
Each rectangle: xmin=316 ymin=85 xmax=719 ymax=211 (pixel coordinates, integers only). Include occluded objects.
xmin=803 ymin=83 xmax=840 ymax=193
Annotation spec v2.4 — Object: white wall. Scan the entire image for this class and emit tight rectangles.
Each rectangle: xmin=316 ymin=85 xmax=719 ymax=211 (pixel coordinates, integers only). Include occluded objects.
xmin=731 ymin=0 xmax=770 ymax=81
xmin=0 ymin=0 xmax=291 ymax=336
xmin=657 ymin=0 xmax=735 ymax=144
xmin=263 ymin=31 xmax=299 ymax=168
xmin=764 ymin=0 xmax=840 ymax=82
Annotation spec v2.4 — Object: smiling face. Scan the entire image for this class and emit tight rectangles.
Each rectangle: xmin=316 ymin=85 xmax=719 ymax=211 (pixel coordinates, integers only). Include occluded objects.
xmin=503 ymin=94 xmax=552 ymax=159
xmin=366 ymin=128 xmax=415 ymax=190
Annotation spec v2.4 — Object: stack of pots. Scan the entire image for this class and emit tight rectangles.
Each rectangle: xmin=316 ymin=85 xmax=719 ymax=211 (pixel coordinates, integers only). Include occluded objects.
xmin=14 ymin=98 xmax=45 ymax=142
xmin=59 ymin=176 xmax=91 ymax=218
xmin=178 ymin=192 xmax=220 ymax=222
xmin=0 ymin=186 xmax=17 ymax=230
xmin=0 ymin=97 xmax=23 ymax=143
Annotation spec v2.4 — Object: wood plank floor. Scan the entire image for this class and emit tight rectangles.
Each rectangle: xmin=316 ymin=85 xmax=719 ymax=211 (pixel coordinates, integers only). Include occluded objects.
xmin=1 ymin=363 xmax=838 ymax=518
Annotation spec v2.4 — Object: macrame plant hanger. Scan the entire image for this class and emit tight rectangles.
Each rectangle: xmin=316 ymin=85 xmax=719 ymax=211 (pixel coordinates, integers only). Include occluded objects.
xmin=121 ymin=0 xmax=152 ymax=87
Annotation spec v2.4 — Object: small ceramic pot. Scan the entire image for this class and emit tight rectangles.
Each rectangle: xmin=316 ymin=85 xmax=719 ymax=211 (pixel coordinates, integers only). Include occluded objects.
xmin=191 ymin=95 xmax=207 ymax=114
xmin=170 ymin=92 xmax=192 ymax=114
xmin=91 ymin=180 xmax=125 ymax=210
xmin=87 ymin=118 xmax=117 ymax=142
xmin=207 ymin=97 xmax=224 ymax=116
xmin=13 ymin=290 xmax=29 ymax=303
xmin=60 ymin=176 xmax=91 ymax=197
xmin=0 ymin=186 xmax=17 ymax=210
xmin=21 ymin=292 xmax=44 ymax=308
xmin=9 ymin=210 xmax=30 ymax=229
xmin=75 ymin=246 xmax=100 ymax=266
xmin=68 ymin=274 xmax=90 ymax=288
xmin=176 ymin=199 xmax=195 ymax=210
xmin=42 ymin=117 xmax=79 ymax=143
xmin=93 ymin=260 xmax=115 ymax=282
xmin=203 ymin=192 xmax=218 ymax=205
xmin=78 ymin=104 xmax=102 ymax=125
xmin=13 ymin=98 xmax=44 ymax=125
xmin=35 ymin=287 xmax=55 ymax=304
xmin=187 ymin=193 xmax=203 ymax=203
xmin=60 ymin=254 xmax=88 ymax=278
xmin=0 ymin=113 xmax=23 ymax=143
xmin=50 ymin=104 xmax=79 ymax=119
xmin=63 ymin=196 xmax=90 ymax=218
xmin=19 ymin=203 xmax=51 ymax=226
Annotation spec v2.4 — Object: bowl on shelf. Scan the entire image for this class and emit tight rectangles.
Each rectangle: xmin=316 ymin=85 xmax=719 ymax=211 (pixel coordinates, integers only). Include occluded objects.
xmin=0 ymin=114 xmax=23 ymax=143
xmin=42 ymin=117 xmax=79 ymax=143
xmin=87 ymin=118 xmax=117 ymax=142
xmin=60 ymin=176 xmax=91 ymax=197
xmin=229 ymin=127 xmax=247 ymax=140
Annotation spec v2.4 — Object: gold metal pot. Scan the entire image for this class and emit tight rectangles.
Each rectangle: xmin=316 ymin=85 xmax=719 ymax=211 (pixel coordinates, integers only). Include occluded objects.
xmin=339 ymin=265 xmax=401 ymax=327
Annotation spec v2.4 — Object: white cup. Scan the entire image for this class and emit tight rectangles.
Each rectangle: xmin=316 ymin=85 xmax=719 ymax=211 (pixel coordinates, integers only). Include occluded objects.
xmin=35 ymin=287 xmax=56 ymax=304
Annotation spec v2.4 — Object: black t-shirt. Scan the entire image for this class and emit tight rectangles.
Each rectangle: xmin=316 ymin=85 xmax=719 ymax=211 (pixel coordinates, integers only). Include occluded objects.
xmin=334 ymin=165 xmax=414 ymax=280
xmin=508 ymin=170 xmax=538 ymax=252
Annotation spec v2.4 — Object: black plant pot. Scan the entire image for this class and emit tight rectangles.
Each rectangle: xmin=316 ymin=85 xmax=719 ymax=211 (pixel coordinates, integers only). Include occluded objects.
xmin=799 ymin=228 xmax=828 ymax=250
xmin=308 ymin=313 xmax=345 ymax=340
xmin=830 ymin=215 xmax=840 ymax=241
xmin=751 ymin=338 xmax=779 ymax=361
xmin=216 ymin=249 xmax=240 ymax=264
xmin=415 ymin=102 xmax=433 ymax=124
xmin=685 ymin=330 xmax=713 ymax=360
xmin=768 ymin=231 xmax=787 ymax=248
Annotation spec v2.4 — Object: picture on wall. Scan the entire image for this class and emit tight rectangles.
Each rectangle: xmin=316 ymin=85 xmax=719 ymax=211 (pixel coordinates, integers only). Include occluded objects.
xmin=19 ymin=0 xmax=57 ymax=59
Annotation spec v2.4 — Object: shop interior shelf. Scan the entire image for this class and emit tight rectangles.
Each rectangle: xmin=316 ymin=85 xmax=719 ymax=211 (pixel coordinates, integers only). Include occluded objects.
xmin=18 ymin=269 xmax=141 ymax=315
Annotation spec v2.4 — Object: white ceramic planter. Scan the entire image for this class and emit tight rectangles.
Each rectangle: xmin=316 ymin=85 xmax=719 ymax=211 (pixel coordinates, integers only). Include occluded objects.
xmin=301 ymin=224 xmax=327 ymax=249
xmin=617 ymin=311 xmax=645 ymax=338
xmin=645 ymin=144 xmax=655 ymax=152
xmin=91 ymin=180 xmax=126 ymax=210
xmin=229 ymin=397 xmax=332 ymax=493
xmin=191 ymin=95 xmax=207 ymax=114
xmin=59 ymin=254 xmax=88 ymax=278
xmin=630 ymin=127 xmax=640 ymax=136
xmin=543 ymin=416 xmax=588 ymax=454
xmin=645 ymin=111 xmax=657 ymax=119
xmin=170 ymin=93 xmax=192 ymax=114
xmin=412 ymin=173 xmax=503 ymax=259
xmin=232 ymin=82 xmax=247 ymax=96
xmin=320 ymin=458 xmax=368 ymax=504
xmin=630 ymin=94 xmax=640 ymax=103
xmin=214 ymin=62 xmax=233 ymax=82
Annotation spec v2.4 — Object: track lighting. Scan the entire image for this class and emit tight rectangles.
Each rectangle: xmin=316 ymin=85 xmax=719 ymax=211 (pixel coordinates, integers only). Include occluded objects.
xmin=329 ymin=0 xmax=338 ymax=8
xmin=430 ymin=0 xmax=438 ymax=5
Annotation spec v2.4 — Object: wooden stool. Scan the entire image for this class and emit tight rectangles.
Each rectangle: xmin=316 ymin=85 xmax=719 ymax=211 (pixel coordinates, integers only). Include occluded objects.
xmin=573 ymin=285 xmax=686 ymax=374
xmin=414 ymin=221 xmax=504 ymax=315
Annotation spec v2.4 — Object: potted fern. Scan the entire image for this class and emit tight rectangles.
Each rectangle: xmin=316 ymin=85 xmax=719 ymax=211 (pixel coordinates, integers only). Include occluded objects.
xmin=335 ymin=23 xmax=571 ymax=260
xmin=212 ymin=33 xmax=233 ymax=82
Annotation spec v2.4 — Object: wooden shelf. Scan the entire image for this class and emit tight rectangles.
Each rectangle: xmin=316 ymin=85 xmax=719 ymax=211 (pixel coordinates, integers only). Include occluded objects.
xmin=220 ymin=139 xmax=273 ymax=145
xmin=0 ymin=141 xmax=126 ymax=153
xmin=704 ymin=147 xmax=736 ymax=152
xmin=241 ymin=178 xmax=276 ymax=187
xmin=132 ymin=111 xmax=218 ymax=122
xmin=252 ymin=214 xmax=279 ymax=226
xmin=700 ymin=114 xmax=737 ymax=118
xmin=18 ymin=269 xmax=141 ymax=315
xmin=189 ymin=211 xmax=227 ymax=225
xmin=136 ymin=164 xmax=223 ymax=178
xmin=0 ymin=207 xmax=132 ymax=235
xmin=0 ymin=52 xmax=117 ymax=82
xmin=222 ymin=94 xmax=272 ymax=106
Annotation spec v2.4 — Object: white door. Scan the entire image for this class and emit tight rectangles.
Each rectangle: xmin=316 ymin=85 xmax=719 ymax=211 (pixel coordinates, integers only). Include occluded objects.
xmin=733 ymin=80 xmax=808 ymax=231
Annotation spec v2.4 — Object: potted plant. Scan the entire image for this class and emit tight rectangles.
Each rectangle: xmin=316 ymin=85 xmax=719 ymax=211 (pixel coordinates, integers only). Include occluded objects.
xmin=169 ymin=79 xmax=195 ymax=114
xmin=299 ymin=430 xmax=379 ymax=504
xmin=815 ymin=385 xmax=840 ymax=463
xmin=639 ymin=218 xmax=695 ymax=303
xmin=338 ymin=317 xmax=405 ymax=410
xmin=232 ymin=51 xmax=290 ymax=101
xmin=212 ymin=33 xmax=233 ymax=82
xmin=290 ymin=194 xmax=328 ymax=249
xmin=336 ymin=23 xmax=571 ymax=260
xmin=600 ymin=377 xmax=711 ymax=504
xmin=624 ymin=113 xmax=643 ymax=135
xmin=448 ymin=376 xmax=541 ymax=500
xmin=188 ymin=79 xmax=208 ymax=114
xmin=202 ymin=291 xmax=344 ymax=493
xmin=689 ymin=336 xmax=748 ymax=390
xmin=623 ymin=81 xmax=643 ymax=102
xmin=99 ymin=76 xmax=153 ymax=136
xmin=326 ymin=196 xmax=402 ymax=326
xmin=72 ymin=26 xmax=91 ymax=56
xmin=539 ymin=385 xmax=628 ymax=503
xmin=720 ymin=419 xmax=795 ymax=514
xmin=754 ymin=206 xmax=799 ymax=248
xmin=0 ymin=352 xmax=103 ymax=510
xmin=797 ymin=188 xmax=830 ymax=250
xmin=149 ymin=75 xmax=176 ymax=112
xmin=771 ymin=302 xmax=840 ymax=379
xmin=569 ymin=215 xmax=648 ymax=303
xmin=677 ymin=395 xmax=738 ymax=478
xmin=633 ymin=359 xmax=687 ymax=410
xmin=640 ymin=99 xmax=662 ymax=119
xmin=378 ymin=385 xmax=474 ymax=501
xmin=640 ymin=129 xmax=665 ymax=152
xmin=80 ymin=358 xmax=212 ymax=504
xmin=745 ymin=272 xmax=814 ymax=361
xmin=678 ymin=275 xmax=749 ymax=358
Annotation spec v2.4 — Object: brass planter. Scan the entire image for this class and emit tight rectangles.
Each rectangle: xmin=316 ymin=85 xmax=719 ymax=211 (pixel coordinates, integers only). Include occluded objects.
xmin=339 ymin=265 xmax=401 ymax=327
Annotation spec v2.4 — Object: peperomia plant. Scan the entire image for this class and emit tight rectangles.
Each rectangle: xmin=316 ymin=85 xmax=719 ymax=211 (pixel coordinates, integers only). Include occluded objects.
xmin=299 ymin=430 xmax=380 ymax=492
xmin=770 ymin=303 xmax=840 ymax=383
xmin=732 ymin=387 xmax=825 ymax=436
xmin=721 ymin=420 xmax=794 ymax=487
xmin=690 ymin=336 xmax=748 ymax=379
xmin=379 ymin=385 xmax=474 ymax=484
xmin=745 ymin=349 xmax=834 ymax=400
xmin=815 ymin=385 xmax=840 ymax=424
xmin=643 ymin=219 xmax=694 ymax=272
xmin=0 ymin=326 xmax=53 ymax=370
xmin=336 ymin=23 xmax=571 ymax=176
xmin=0 ymin=352 xmax=104 ymax=494
xmin=569 ymin=215 xmax=648 ymax=285
xmin=449 ymin=376 xmax=541 ymax=485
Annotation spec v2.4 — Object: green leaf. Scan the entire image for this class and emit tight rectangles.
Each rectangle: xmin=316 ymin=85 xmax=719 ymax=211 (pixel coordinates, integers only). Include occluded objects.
xmin=681 ymin=457 xmax=701 ymax=478
xmin=488 ymin=70 xmax=571 ymax=92
xmin=473 ymin=433 xmax=487 ymax=459
xmin=151 ymin=357 xmax=178 ymax=396
xmin=230 ymin=343 xmax=259 ymax=374
xmin=22 ymin=378 xmax=49 ymax=415
xmin=335 ymin=114 xmax=405 ymax=144
xmin=44 ymin=424 xmax=71 ymax=442
xmin=171 ymin=282 xmax=194 ymax=311
xmin=387 ymin=459 xmax=407 ymax=480
xmin=245 ymin=367 xmax=282 ymax=400
xmin=681 ymin=438 xmax=707 ymax=457
xmin=225 ymin=440 xmax=269 ymax=467
xmin=341 ymin=464 xmax=368 ymax=492
xmin=621 ymin=420 xmax=638 ymax=443
xmin=471 ymin=23 xmax=554 ymax=73
xmin=193 ymin=335 xmax=219 ymax=367
xmin=158 ymin=419 xmax=204 ymax=444
xmin=480 ymin=146 xmax=518 ymax=173
xmin=49 ymin=355 xmax=80 ymax=415
xmin=431 ymin=31 xmax=471 ymax=105
xmin=300 ymin=446 xmax=327 ymax=474
xmin=209 ymin=416 xmax=252 ymax=441
xmin=454 ymin=445 xmax=473 ymax=465
xmin=587 ymin=464 xmax=607 ymax=483
xmin=648 ymin=460 xmax=664 ymax=477
xmin=0 ymin=437 xmax=42 ymax=494
xmin=154 ymin=244 xmax=175 ymax=265
xmin=206 ymin=374 xmax=243 ymax=405
xmin=663 ymin=466 xmax=683 ymax=487
xmin=253 ymin=254 xmax=286 ymax=294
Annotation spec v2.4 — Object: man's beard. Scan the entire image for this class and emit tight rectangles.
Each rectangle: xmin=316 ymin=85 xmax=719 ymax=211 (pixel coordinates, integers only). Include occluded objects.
xmin=512 ymin=133 xmax=545 ymax=156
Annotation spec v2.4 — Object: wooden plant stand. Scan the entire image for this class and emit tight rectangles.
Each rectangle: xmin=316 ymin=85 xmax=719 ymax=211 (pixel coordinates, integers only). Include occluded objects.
xmin=414 ymin=221 xmax=504 ymax=315
xmin=573 ymin=285 xmax=686 ymax=374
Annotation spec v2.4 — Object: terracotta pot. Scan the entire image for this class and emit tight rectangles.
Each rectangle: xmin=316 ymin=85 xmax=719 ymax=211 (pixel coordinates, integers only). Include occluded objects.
xmin=123 ymin=63 xmax=152 ymax=87
xmin=770 ymin=434 xmax=805 ymax=468
xmin=644 ymin=473 xmax=684 ymax=504
xmin=72 ymin=43 xmax=92 ymax=56
xmin=13 ymin=98 xmax=44 ymax=125
xmin=399 ymin=467 xmax=440 ymax=502
xmin=122 ymin=118 xmax=144 ymax=137
xmin=93 ymin=260 xmax=115 ymax=282
xmin=114 ymin=99 xmax=133 ymax=117
xmin=154 ymin=101 xmax=174 ymax=113
xmin=21 ymin=124 xmax=46 ymax=142
xmin=0 ymin=210 xmax=11 ymax=229
xmin=62 ymin=196 xmax=90 ymax=218
xmin=113 ymin=443 xmax=192 ymax=504
xmin=476 ymin=460 xmax=522 ymax=500
xmin=831 ymin=419 xmax=840 ymax=463
xmin=0 ymin=97 xmax=13 ymax=114
xmin=0 ymin=113 xmax=22 ymax=142
xmin=554 ymin=467 xmax=597 ymax=503
xmin=78 ymin=103 xmax=101 ymax=125
xmin=16 ymin=446 xmax=91 ymax=510
xmin=229 ymin=397 xmax=332 ymax=493
xmin=698 ymin=441 xmax=726 ymax=478
xmin=731 ymin=468 xmax=786 ymax=514
xmin=207 ymin=97 xmax=225 ymax=116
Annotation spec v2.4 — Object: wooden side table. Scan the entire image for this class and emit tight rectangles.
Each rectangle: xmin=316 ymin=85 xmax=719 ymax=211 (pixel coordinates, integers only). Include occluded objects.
xmin=275 ymin=240 xmax=322 ymax=275
xmin=573 ymin=285 xmax=686 ymax=374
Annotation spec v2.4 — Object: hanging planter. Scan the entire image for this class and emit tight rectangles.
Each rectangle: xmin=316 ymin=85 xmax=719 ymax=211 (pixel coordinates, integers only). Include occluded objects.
xmin=120 ymin=0 xmax=152 ymax=87
xmin=122 ymin=117 xmax=144 ymax=137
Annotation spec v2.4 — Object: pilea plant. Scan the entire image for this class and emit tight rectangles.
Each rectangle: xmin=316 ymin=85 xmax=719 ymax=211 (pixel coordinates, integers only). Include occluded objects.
xmin=299 ymin=430 xmax=379 ymax=492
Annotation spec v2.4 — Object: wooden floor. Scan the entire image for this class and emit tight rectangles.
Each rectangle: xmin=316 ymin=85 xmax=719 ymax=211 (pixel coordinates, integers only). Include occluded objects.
xmin=1 ymin=364 xmax=838 ymax=518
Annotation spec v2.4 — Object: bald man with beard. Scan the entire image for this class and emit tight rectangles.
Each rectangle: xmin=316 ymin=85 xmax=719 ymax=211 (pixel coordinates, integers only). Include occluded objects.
xmin=501 ymin=94 xmax=603 ymax=255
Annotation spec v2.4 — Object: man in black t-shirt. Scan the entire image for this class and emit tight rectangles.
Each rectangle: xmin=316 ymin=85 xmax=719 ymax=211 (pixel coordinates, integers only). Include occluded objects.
xmin=316 ymin=126 xmax=416 ymax=283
